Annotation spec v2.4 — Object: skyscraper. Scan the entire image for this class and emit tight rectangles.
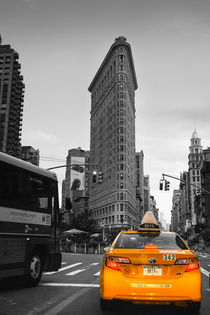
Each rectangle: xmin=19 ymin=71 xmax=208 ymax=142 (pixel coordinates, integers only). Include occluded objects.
xmin=88 ymin=36 xmax=138 ymax=235
xmin=188 ymin=129 xmax=203 ymax=225
xmin=136 ymin=151 xmax=145 ymax=221
xmin=21 ymin=146 xmax=40 ymax=166
xmin=0 ymin=36 xmax=25 ymax=157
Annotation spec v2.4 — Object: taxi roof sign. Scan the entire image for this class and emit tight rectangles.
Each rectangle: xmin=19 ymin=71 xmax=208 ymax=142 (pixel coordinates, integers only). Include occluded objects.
xmin=138 ymin=211 xmax=160 ymax=232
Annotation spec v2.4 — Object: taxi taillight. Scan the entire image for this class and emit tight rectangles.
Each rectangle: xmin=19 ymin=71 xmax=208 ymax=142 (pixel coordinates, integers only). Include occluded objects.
xmin=175 ymin=258 xmax=199 ymax=272
xmin=105 ymin=256 xmax=131 ymax=271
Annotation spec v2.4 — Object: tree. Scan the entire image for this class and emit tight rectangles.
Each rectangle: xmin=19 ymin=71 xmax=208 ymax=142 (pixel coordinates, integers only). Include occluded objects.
xmin=72 ymin=211 xmax=97 ymax=234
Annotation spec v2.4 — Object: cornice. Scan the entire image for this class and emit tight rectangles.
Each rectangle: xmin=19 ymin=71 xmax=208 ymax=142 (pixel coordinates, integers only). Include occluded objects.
xmin=88 ymin=37 xmax=138 ymax=92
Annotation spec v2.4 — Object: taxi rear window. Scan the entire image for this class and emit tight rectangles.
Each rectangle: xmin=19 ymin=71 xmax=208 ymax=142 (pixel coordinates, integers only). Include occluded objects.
xmin=114 ymin=233 xmax=187 ymax=250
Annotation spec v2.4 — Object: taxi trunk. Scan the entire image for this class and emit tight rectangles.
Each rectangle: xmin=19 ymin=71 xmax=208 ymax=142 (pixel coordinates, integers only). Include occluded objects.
xmin=109 ymin=248 xmax=196 ymax=279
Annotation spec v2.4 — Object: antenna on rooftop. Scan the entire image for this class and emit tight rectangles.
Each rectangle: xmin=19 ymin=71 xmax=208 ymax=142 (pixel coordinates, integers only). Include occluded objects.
xmin=194 ymin=117 xmax=197 ymax=131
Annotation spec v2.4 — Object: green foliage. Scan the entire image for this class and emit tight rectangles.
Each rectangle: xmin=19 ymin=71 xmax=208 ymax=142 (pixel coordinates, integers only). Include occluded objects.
xmin=70 ymin=211 xmax=97 ymax=234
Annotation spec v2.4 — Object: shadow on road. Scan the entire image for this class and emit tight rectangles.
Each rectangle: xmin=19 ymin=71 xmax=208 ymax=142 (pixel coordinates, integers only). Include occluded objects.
xmin=101 ymin=301 xmax=195 ymax=315
xmin=0 ymin=276 xmax=25 ymax=292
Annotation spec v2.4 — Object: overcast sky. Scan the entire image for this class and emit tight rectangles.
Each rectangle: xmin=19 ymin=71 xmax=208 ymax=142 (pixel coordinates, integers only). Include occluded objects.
xmin=1 ymin=0 xmax=210 ymax=222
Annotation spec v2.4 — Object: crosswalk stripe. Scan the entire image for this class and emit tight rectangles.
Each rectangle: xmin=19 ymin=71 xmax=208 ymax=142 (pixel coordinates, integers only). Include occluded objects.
xmin=201 ymin=267 xmax=210 ymax=277
xmin=199 ymin=254 xmax=207 ymax=258
xmin=66 ymin=263 xmax=99 ymax=276
xmin=44 ymin=263 xmax=82 ymax=275
xmin=94 ymin=271 xmax=100 ymax=276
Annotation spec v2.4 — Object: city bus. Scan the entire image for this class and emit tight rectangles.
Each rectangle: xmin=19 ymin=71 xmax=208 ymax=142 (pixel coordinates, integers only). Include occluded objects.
xmin=0 ymin=152 xmax=61 ymax=286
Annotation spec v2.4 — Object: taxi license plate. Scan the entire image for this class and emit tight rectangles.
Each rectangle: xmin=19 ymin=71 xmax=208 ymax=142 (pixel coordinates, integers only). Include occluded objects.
xmin=143 ymin=266 xmax=162 ymax=276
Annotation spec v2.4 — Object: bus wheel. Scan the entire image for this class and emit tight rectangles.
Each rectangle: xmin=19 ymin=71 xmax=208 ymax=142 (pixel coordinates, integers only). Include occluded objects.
xmin=25 ymin=252 xmax=43 ymax=287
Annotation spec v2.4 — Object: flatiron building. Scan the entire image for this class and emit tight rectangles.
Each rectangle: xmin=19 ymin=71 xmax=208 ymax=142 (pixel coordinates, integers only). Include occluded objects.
xmin=88 ymin=36 xmax=138 ymax=234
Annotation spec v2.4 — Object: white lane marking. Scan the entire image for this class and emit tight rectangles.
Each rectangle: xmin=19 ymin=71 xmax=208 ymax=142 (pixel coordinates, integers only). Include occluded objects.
xmin=201 ymin=267 xmax=210 ymax=277
xmin=199 ymin=254 xmax=207 ymax=258
xmin=40 ymin=283 xmax=99 ymax=287
xmin=44 ymin=263 xmax=82 ymax=275
xmin=94 ymin=271 xmax=100 ymax=276
xmin=61 ymin=262 xmax=67 ymax=265
xmin=42 ymin=280 xmax=99 ymax=315
xmin=66 ymin=263 xmax=99 ymax=275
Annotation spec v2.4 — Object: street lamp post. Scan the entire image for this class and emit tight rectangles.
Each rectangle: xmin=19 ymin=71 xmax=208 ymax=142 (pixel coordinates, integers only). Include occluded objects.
xmin=100 ymin=221 xmax=105 ymax=241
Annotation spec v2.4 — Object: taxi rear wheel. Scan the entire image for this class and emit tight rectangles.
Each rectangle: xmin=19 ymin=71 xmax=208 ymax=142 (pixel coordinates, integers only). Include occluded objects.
xmin=100 ymin=298 xmax=112 ymax=311
xmin=190 ymin=302 xmax=201 ymax=313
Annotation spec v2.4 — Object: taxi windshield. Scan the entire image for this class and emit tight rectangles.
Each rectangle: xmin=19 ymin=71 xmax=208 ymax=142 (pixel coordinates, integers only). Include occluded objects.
xmin=114 ymin=233 xmax=188 ymax=250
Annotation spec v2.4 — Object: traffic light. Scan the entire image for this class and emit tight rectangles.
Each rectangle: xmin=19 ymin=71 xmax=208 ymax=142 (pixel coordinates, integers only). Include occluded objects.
xmin=159 ymin=180 xmax=163 ymax=190
xmin=92 ymin=171 xmax=97 ymax=183
xmin=165 ymin=180 xmax=170 ymax=191
xmin=98 ymin=171 xmax=103 ymax=183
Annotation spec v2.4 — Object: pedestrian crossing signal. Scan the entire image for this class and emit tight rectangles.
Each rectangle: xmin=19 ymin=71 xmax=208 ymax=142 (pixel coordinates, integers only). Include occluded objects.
xmin=98 ymin=172 xmax=103 ymax=183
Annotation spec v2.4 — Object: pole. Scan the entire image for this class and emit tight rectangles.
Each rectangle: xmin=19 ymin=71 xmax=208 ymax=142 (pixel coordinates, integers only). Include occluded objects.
xmin=162 ymin=173 xmax=210 ymax=195
xmin=46 ymin=163 xmax=100 ymax=171
xmin=207 ymin=270 xmax=210 ymax=291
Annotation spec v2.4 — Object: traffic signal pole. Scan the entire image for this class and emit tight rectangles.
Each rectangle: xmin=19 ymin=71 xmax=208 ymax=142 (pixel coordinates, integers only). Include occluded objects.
xmin=162 ymin=173 xmax=210 ymax=195
xmin=46 ymin=164 xmax=103 ymax=184
xmin=46 ymin=164 xmax=100 ymax=171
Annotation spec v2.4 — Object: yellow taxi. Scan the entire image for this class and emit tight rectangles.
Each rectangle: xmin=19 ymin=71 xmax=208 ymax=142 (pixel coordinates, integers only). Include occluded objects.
xmin=100 ymin=211 xmax=202 ymax=312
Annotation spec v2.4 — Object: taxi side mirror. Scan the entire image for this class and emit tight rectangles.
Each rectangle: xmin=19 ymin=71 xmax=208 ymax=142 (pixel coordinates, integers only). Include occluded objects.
xmin=104 ymin=246 xmax=111 ymax=253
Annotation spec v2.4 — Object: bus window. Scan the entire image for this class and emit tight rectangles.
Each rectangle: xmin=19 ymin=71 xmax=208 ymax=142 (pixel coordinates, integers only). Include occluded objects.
xmin=26 ymin=175 xmax=50 ymax=211
xmin=51 ymin=181 xmax=59 ymax=226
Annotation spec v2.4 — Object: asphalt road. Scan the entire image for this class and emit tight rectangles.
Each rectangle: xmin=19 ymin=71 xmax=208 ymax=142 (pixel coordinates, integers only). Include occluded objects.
xmin=0 ymin=252 xmax=209 ymax=315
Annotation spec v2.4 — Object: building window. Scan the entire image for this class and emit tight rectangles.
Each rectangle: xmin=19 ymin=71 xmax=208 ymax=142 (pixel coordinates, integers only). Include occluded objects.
xmin=118 ymin=54 xmax=124 ymax=63
xmin=120 ymin=154 xmax=124 ymax=161
xmin=119 ymin=164 xmax=124 ymax=170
